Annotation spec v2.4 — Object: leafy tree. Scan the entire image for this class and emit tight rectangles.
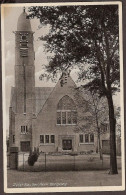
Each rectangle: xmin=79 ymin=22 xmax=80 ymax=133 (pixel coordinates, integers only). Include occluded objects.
xmin=28 ymin=5 xmax=119 ymax=174
xmin=74 ymin=88 xmax=109 ymax=160
xmin=115 ymin=106 xmax=121 ymax=137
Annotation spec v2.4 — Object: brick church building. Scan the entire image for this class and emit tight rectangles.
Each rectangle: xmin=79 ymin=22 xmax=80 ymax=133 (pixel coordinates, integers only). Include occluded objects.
xmin=9 ymin=9 xmax=109 ymax=156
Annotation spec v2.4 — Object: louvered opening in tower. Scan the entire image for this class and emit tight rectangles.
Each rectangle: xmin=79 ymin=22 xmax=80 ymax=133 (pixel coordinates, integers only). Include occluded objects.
xmin=20 ymin=48 xmax=28 ymax=57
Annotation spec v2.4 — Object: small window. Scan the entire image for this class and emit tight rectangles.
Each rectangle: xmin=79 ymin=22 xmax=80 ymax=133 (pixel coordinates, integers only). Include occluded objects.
xmin=21 ymin=126 xmax=28 ymax=134
xmin=51 ymin=135 xmax=55 ymax=143
xmin=12 ymin=135 xmax=15 ymax=144
xmin=21 ymin=126 xmax=25 ymax=134
xmin=21 ymin=141 xmax=30 ymax=152
xmin=85 ymin=134 xmax=89 ymax=143
xmin=40 ymin=135 xmax=44 ymax=143
xmin=45 ymin=135 xmax=49 ymax=143
xmin=22 ymin=35 xmax=27 ymax=40
xmin=57 ymin=112 xmax=61 ymax=124
xmin=90 ymin=134 xmax=94 ymax=142
xmin=79 ymin=134 xmax=83 ymax=143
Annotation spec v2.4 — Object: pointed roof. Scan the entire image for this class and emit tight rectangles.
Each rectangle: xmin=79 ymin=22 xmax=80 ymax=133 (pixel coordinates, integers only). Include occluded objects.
xmin=35 ymin=87 xmax=54 ymax=114
xmin=10 ymin=87 xmax=54 ymax=114
xmin=17 ymin=7 xmax=32 ymax=31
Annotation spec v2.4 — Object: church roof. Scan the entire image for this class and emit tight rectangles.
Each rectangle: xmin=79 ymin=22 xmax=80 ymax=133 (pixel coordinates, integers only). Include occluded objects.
xmin=17 ymin=8 xmax=32 ymax=31
xmin=35 ymin=87 xmax=54 ymax=114
xmin=10 ymin=87 xmax=54 ymax=114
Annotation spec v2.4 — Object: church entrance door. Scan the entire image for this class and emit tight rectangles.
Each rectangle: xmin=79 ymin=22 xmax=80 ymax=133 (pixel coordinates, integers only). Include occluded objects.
xmin=62 ymin=139 xmax=72 ymax=150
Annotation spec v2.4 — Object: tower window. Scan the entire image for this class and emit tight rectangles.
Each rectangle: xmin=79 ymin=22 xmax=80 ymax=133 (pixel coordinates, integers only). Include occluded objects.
xmin=20 ymin=48 xmax=28 ymax=57
xmin=21 ymin=126 xmax=28 ymax=134
xmin=20 ymin=42 xmax=28 ymax=47
xmin=12 ymin=135 xmax=15 ymax=144
xmin=21 ymin=35 xmax=26 ymax=40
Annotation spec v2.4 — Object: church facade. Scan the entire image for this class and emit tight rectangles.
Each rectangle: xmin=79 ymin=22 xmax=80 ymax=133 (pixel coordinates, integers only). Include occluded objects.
xmin=9 ymin=9 xmax=109 ymax=155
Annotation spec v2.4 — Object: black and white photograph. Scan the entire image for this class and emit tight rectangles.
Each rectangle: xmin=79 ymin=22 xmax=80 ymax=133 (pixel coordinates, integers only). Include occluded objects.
xmin=1 ymin=2 xmax=125 ymax=193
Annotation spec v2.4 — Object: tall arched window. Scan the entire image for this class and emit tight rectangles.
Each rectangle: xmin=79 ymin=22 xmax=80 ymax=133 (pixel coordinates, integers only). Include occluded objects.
xmin=57 ymin=95 xmax=77 ymax=125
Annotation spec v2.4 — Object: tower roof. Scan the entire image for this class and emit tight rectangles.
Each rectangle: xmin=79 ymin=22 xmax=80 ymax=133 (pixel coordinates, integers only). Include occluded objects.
xmin=17 ymin=8 xmax=32 ymax=31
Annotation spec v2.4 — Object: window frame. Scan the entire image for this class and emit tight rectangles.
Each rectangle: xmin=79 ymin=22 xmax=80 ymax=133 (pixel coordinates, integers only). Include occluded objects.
xmin=57 ymin=111 xmax=61 ymax=124
xmin=40 ymin=135 xmax=44 ymax=144
xmin=79 ymin=134 xmax=83 ymax=143
xmin=51 ymin=135 xmax=55 ymax=143
xmin=67 ymin=111 xmax=72 ymax=124
xmin=90 ymin=133 xmax=94 ymax=143
xmin=21 ymin=126 xmax=28 ymax=134
xmin=62 ymin=111 xmax=67 ymax=124
xmin=21 ymin=35 xmax=27 ymax=40
xmin=39 ymin=134 xmax=55 ymax=145
xmin=85 ymin=134 xmax=89 ymax=143
xmin=57 ymin=110 xmax=77 ymax=126
xmin=79 ymin=133 xmax=95 ymax=144
xmin=45 ymin=135 xmax=49 ymax=143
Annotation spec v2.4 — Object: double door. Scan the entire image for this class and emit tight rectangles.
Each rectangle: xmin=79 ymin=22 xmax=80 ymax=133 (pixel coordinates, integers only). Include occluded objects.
xmin=62 ymin=139 xmax=72 ymax=150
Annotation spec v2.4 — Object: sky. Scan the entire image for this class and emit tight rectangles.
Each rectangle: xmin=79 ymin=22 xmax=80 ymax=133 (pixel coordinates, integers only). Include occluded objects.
xmin=3 ymin=6 xmax=120 ymax=134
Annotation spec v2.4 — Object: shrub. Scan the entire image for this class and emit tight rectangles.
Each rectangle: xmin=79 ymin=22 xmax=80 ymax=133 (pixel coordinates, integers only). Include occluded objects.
xmin=70 ymin=151 xmax=78 ymax=156
xmin=28 ymin=149 xmax=39 ymax=166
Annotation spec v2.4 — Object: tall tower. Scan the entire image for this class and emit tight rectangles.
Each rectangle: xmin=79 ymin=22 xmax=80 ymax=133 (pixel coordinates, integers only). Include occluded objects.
xmin=15 ymin=8 xmax=35 ymax=114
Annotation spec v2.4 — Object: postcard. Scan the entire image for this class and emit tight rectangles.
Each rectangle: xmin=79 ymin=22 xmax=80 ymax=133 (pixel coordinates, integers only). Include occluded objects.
xmin=1 ymin=1 xmax=125 ymax=193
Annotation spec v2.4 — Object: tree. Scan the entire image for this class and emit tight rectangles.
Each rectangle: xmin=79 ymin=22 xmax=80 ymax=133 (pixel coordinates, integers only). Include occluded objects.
xmin=28 ymin=5 xmax=119 ymax=174
xmin=115 ymin=106 xmax=121 ymax=141
xmin=74 ymin=88 xmax=109 ymax=159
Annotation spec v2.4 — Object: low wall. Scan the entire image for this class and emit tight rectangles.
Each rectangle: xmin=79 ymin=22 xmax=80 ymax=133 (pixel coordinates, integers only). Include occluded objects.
xmin=18 ymin=152 xmax=29 ymax=169
xmin=78 ymin=143 xmax=96 ymax=152
xmin=39 ymin=145 xmax=56 ymax=153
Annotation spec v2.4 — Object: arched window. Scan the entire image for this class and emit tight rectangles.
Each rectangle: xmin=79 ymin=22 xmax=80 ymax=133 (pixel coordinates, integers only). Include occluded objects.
xmin=57 ymin=95 xmax=77 ymax=125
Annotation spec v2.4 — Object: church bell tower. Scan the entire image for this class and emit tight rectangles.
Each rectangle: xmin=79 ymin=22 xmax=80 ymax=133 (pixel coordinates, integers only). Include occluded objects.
xmin=15 ymin=7 xmax=35 ymax=114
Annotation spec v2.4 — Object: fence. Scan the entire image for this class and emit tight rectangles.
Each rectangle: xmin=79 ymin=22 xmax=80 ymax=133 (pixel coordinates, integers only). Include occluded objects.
xmin=17 ymin=151 xmax=122 ymax=172
xmin=18 ymin=152 xmax=29 ymax=170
